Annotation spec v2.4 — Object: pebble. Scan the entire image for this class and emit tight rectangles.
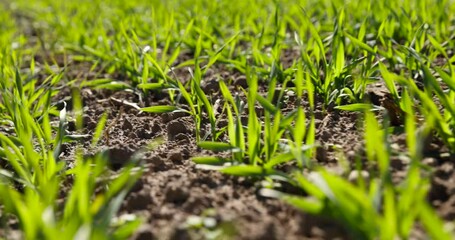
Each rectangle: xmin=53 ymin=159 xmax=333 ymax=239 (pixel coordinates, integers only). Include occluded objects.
xmin=348 ymin=170 xmax=370 ymax=184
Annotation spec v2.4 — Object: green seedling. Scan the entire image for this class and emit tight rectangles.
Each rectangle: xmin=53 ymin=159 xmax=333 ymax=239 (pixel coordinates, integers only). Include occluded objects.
xmin=263 ymin=109 xmax=452 ymax=239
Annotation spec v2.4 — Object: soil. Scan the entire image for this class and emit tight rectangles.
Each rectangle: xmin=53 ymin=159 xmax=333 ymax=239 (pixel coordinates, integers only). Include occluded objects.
xmin=53 ymin=84 xmax=349 ymax=240
xmin=50 ymin=58 xmax=455 ymax=240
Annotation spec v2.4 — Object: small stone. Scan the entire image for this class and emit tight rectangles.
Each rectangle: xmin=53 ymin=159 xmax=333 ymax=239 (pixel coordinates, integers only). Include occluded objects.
xmin=440 ymin=152 xmax=451 ymax=159
xmin=440 ymin=162 xmax=454 ymax=173
xmin=348 ymin=170 xmax=370 ymax=184
xmin=346 ymin=150 xmax=356 ymax=159
xmin=390 ymin=143 xmax=401 ymax=151
xmin=422 ymin=157 xmax=436 ymax=166
xmin=286 ymin=90 xmax=296 ymax=97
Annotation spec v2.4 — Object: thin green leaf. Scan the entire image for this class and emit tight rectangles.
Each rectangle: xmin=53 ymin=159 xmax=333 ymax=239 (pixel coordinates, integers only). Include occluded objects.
xmin=335 ymin=103 xmax=374 ymax=111
xmin=191 ymin=156 xmax=227 ymax=165
xmin=256 ymin=94 xmax=278 ymax=114
xmin=197 ymin=141 xmax=237 ymax=152
xmin=140 ymin=105 xmax=181 ymax=113
xmin=345 ymin=32 xmax=376 ymax=54
xmin=220 ymin=165 xmax=272 ymax=176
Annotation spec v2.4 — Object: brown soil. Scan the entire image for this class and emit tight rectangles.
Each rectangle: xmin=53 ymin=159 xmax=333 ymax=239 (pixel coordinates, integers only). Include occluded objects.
xmin=55 ymin=86 xmax=350 ymax=240
xmin=50 ymin=60 xmax=455 ymax=239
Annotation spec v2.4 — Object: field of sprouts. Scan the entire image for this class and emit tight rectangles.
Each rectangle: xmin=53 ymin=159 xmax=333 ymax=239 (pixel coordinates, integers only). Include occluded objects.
xmin=0 ymin=0 xmax=455 ymax=239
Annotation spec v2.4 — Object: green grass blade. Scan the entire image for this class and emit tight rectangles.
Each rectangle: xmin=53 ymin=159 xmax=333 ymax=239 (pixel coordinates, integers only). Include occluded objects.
xmin=140 ymin=105 xmax=181 ymax=113
xmin=191 ymin=156 xmax=227 ymax=165
xmin=198 ymin=141 xmax=237 ymax=152
xmin=220 ymin=165 xmax=272 ymax=176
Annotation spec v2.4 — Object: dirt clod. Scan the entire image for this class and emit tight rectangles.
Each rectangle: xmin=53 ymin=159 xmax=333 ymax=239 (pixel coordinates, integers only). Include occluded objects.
xmin=165 ymin=183 xmax=190 ymax=204
xmin=125 ymin=192 xmax=153 ymax=211
xmin=167 ymin=121 xmax=189 ymax=141
xmin=168 ymin=151 xmax=183 ymax=164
